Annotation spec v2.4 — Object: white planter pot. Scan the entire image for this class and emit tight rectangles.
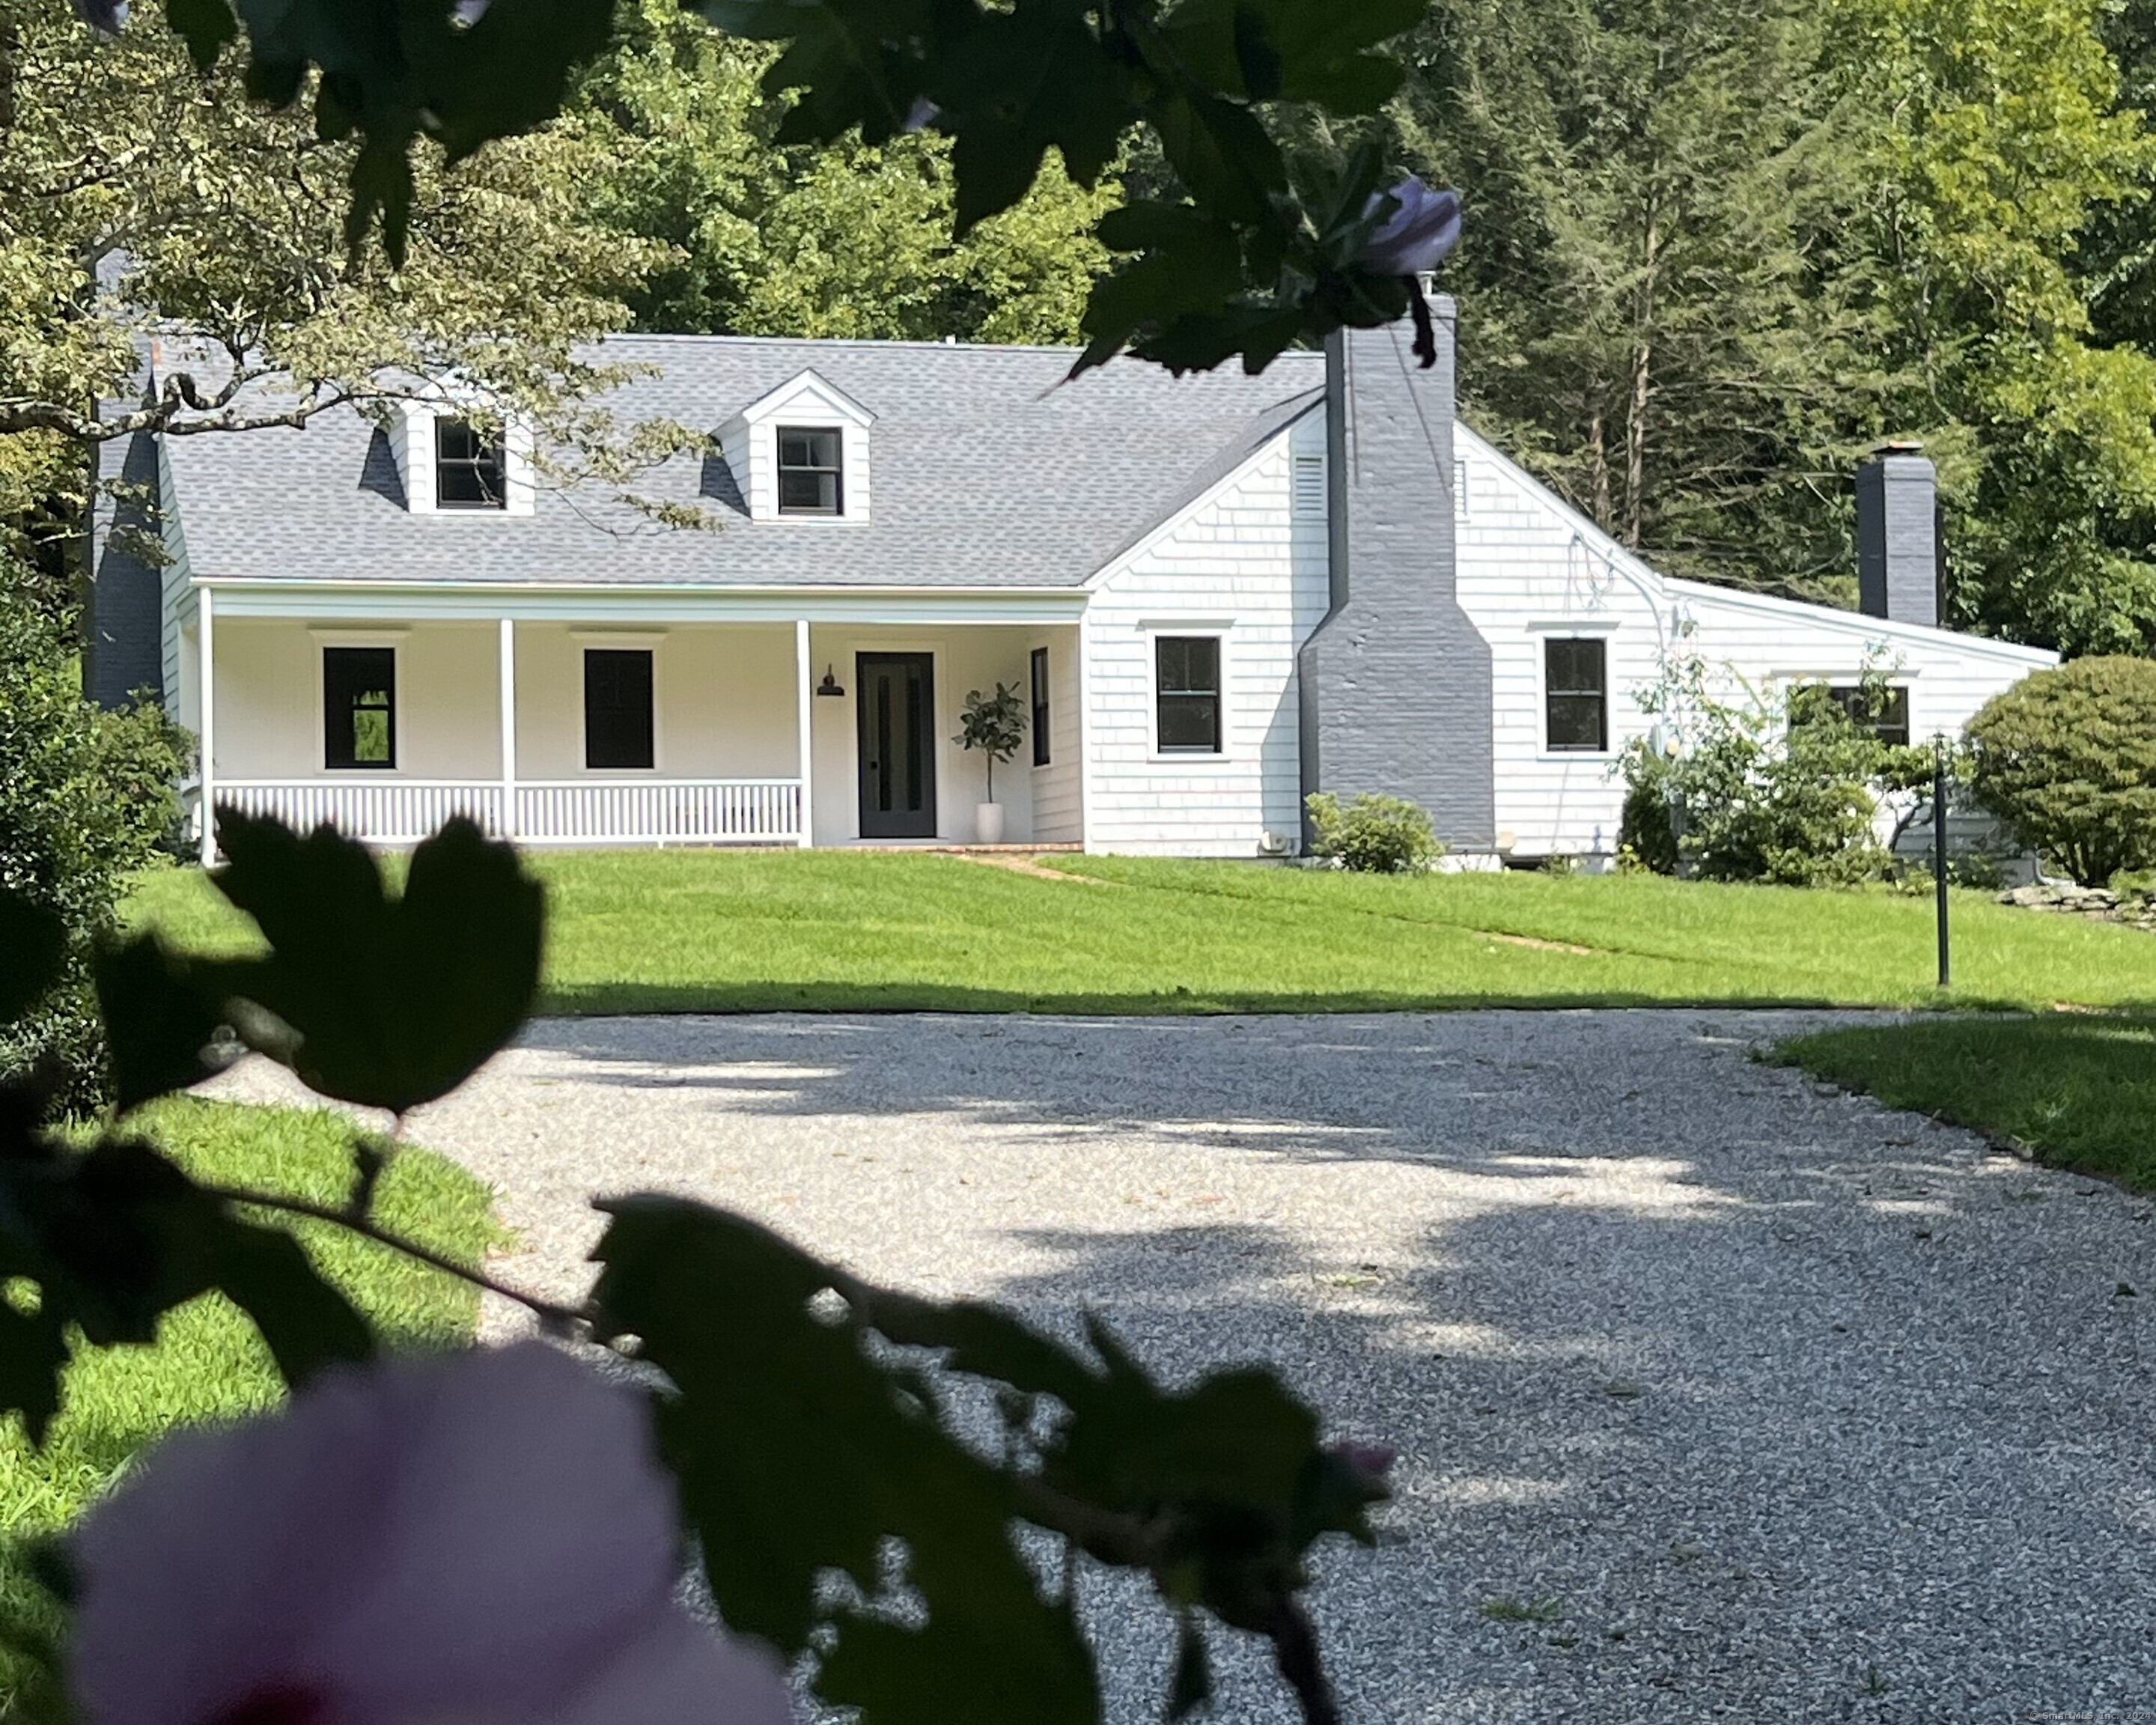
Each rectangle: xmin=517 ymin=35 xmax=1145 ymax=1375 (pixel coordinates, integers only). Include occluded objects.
xmin=974 ymin=802 xmax=1006 ymax=845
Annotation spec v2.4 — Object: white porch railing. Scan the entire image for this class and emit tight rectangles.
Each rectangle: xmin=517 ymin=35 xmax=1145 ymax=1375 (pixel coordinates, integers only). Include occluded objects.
xmin=210 ymin=779 xmax=803 ymax=847
xmin=514 ymin=779 xmax=802 ymax=845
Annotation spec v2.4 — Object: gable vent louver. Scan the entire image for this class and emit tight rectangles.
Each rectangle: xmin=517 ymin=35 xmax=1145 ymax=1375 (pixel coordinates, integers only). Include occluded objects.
xmin=1293 ymin=451 xmax=1327 ymax=520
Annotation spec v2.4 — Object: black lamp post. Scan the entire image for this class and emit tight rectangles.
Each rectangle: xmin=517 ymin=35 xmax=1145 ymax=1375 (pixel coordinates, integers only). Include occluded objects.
xmin=1933 ymin=734 xmax=1951 ymax=990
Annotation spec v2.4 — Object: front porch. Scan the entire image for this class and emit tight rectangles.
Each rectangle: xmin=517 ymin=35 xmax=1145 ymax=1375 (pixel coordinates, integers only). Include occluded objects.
xmin=180 ymin=599 xmax=1082 ymax=857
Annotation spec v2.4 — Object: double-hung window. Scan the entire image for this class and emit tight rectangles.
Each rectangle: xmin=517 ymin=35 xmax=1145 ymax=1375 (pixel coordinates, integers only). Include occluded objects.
xmin=435 ymin=418 xmax=505 ymax=509
xmin=1544 ymin=638 xmax=1608 ymax=752
xmin=1031 ymin=646 xmax=1051 ymax=767
xmin=1155 ymin=636 xmax=1222 ymax=754
xmin=323 ymin=647 xmax=396 ymax=770
xmin=1827 ymin=684 xmax=1911 ymax=746
xmin=584 ymin=648 xmax=655 ymax=770
xmin=777 ymin=427 xmax=844 ymax=516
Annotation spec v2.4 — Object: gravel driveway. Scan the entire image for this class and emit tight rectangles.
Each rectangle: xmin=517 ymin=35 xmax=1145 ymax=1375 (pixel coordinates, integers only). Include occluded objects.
xmin=214 ymin=1009 xmax=2156 ymax=1724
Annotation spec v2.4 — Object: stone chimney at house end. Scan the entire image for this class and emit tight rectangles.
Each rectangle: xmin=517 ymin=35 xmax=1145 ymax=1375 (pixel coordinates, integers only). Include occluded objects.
xmin=1856 ymin=440 xmax=1940 ymax=629
xmin=1299 ymin=293 xmax=1497 ymax=855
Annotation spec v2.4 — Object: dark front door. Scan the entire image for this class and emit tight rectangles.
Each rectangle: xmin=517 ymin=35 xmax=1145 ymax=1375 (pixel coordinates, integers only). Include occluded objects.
xmin=856 ymin=653 xmax=937 ymax=838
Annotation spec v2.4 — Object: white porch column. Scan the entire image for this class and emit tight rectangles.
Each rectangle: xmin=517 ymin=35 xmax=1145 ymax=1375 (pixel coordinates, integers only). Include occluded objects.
xmin=197 ymin=588 xmax=216 ymax=866
xmin=794 ymin=618 xmax=814 ymax=848
xmin=498 ymin=618 xmax=517 ymax=840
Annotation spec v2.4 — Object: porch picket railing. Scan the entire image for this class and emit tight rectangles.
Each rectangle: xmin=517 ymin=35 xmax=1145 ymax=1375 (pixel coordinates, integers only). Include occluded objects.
xmin=213 ymin=781 xmax=509 ymax=846
xmin=210 ymin=779 xmax=803 ymax=848
xmin=514 ymin=779 xmax=802 ymax=845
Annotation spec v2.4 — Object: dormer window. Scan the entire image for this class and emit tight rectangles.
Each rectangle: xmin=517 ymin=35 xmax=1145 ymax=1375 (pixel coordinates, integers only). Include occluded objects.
xmin=435 ymin=418 xmax=505 ymax=510
xmin=777 ymin=427 xmax=844 ymax=516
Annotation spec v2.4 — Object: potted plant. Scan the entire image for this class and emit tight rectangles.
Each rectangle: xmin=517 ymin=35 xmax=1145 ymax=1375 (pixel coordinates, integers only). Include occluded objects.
xmin=954 ymin=682 xmax=1027 ymax=843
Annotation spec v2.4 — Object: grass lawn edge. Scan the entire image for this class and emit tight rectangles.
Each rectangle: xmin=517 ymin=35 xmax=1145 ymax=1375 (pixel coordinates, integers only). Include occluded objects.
xmin=1770 ymin=1014 xmax=2156 ymax=1193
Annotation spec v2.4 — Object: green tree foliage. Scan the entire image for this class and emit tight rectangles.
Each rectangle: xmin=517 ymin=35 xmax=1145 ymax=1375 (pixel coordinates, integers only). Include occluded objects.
xmin=128 ymin=0 xmax=1451 ymax=380
xmin=1964 ymin=656 xmax=2156 ymax=883
xmin=1389 ymin=0 xmax=2156 ymax=648
xmin=0 ymin=579 xmax=189 ymax=1115
xmin=1835 ymin=0 xmax=2156 ymax=655
xmin=1618 ymin=659 xmax=1932 ymax=885
xmin=1393 ymin=0 xmax=1889 ymax=600
xmin=570 ymin=0 xmax=1117 ymax=343
xmin=0 ymin=0 xmax=667 ymax=546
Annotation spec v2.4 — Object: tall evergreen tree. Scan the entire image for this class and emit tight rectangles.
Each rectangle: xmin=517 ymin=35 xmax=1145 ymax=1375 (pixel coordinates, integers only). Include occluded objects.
xmin=1388 ymin=0 xmax=2156 ymax=651
xmin=1395 ymin=0 xmax=1896 ymax=603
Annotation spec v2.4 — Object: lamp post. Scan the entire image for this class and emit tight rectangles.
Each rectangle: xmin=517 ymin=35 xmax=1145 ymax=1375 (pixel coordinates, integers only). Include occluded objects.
xmin=1933 ymin=734 xmax=1951 ymax=990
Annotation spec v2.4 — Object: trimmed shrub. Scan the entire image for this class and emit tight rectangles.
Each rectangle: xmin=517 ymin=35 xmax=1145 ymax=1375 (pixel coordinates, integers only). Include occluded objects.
xmin=1618 ymin=672 xmax=1931 ymax=887
xmin=1304 ymin=791 xmax=1443 ymax=873
xmin=1616 ymin=748 xmax=1682 ymax=874
xmin=0 ymin=582 xmax=192 ymax=1114
xmin=1965 ymin=656 xmax=2156 ymax=886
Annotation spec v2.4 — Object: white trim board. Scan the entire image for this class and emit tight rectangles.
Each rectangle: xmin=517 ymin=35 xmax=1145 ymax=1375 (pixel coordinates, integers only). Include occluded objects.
xmin=201 ymin=583 xmax=1090 ymax=627
xmin=1668 ymin=577 xmax=2058 ymax=665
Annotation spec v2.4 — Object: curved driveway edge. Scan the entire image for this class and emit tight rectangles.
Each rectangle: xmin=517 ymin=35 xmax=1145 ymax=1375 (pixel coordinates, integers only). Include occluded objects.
xmin=210 ymin=1009 xmax=2156 ymax=1723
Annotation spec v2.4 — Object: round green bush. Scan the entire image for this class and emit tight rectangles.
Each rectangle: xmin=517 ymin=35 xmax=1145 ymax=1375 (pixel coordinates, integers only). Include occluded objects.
xmin=1965 ymin=655 xmax=2156 ymax=885
xmin=1304 ymin=791 xmax=1443 ymax=873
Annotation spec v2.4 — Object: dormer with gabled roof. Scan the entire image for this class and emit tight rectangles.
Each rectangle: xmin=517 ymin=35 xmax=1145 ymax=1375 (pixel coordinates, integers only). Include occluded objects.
xmin=391 ymin=399 xmax=537 ymax=518
xmin=716 ymin=368 xmax=876 ymax=523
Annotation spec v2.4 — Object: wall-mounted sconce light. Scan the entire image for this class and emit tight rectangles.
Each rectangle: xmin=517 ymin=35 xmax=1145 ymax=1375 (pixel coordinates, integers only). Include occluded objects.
xmin=816 ymin=665 xmax=846 ymax=698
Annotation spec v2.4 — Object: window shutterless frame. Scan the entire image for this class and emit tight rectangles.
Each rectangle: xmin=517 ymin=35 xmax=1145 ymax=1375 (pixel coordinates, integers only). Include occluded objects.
xmin=435 ymin=418 xmax=506 ymax=510
xmin=583 ymin=648 xmax=656 ymax=770
xmin=1543 ymin=637 xmax=1608 ymax=752
xmin=1154 ymin=636 xmax=1222 ymax=754
xmin=776 ymin=426 xmax=844 ymax=516
xmin=1826 ymin=684 xmax=1912 ymax=746
xmin=323 ymin=646 xmax=397 ymax=770
xmin=1030 ymin=646 xmax=1051 ymax=767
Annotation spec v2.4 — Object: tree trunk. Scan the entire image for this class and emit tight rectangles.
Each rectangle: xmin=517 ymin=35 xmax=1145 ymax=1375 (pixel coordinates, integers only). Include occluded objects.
xmin=1624 ymin=198 xmax=1660 ymax=550
xmin=1588 ymin=404 xmax=1613 ymax=529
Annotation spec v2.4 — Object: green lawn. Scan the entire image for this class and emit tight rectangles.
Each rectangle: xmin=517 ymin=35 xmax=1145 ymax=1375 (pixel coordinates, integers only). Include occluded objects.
xmin=0 ymin=1100 xmax=499 ymax=1703
xmin=124 ymin=848 xmax=2156 ymax=1014
xmin=1777 ymin=1016 xmax=2156 ymax=1192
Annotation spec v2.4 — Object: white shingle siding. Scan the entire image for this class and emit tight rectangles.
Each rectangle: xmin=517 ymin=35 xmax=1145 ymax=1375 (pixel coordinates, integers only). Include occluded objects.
xmin=1030 ymin=632 xmax=1083 ymax=842
xmin=1453 ymin=423 xmax=2055 ymax=860
xmin=1081 ymin=416 xmax=1328 ymax=856
xmin=395 ymin=405 xmax=438 ymax=514
xmin=158 ymin=441 xmax=192 ymax=721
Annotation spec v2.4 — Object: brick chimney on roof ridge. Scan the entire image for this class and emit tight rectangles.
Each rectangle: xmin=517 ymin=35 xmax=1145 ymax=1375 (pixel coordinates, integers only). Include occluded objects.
xmin=1856 ymin=441 xmax=1940 ymax=629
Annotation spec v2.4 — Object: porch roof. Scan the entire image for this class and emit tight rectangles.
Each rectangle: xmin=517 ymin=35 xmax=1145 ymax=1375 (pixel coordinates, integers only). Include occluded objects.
xmin=160 ymin=337 xmax=1323 ymax=592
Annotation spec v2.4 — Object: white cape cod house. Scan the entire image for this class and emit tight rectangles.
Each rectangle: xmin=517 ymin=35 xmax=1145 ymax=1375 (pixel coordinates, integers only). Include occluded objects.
xmin=89 ymin=301 xmax=2055 ymax=862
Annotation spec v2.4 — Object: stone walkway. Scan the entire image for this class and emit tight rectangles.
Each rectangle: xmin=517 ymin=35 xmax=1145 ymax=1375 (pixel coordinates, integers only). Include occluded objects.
xmin=211 ymin=1009 xmax=2156 ymax=1723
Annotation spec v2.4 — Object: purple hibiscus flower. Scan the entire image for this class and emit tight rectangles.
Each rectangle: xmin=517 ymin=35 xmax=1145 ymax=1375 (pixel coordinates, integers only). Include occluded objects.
xmin=1357 ymin=177 xmax=1463 ymax=277
xmin=69 ymin=1344 xmax=794 ymax=1725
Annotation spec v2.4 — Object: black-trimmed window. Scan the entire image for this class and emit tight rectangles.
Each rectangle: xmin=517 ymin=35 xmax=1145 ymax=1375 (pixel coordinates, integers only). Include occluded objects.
xmin=584 ymin=649 xmax=654 ymax=770
xmin=323 ymin=647 xmax=395 ymax=770
xmin=435 ymin=418 xmax=505 ymax=509
xmin=1827 ymin=684 xmax=1911 ymax=746
xmin=1156 ymin=636 xmax=1222 ymax=754
xmin=1544 ymin=638 xmax=1607 ymax=752
xmin=777 ymin=426 xmax=844 ymax=516
xmin=1031 ymin=646 xmax=1051 ymax=767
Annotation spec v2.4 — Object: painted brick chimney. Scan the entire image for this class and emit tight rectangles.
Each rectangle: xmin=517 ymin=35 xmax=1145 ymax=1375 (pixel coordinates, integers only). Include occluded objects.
xmin=1298 ymin=296 xmax=1496 ymax=852
xmin=1855 ymin=442 xmax=1940 ymax=628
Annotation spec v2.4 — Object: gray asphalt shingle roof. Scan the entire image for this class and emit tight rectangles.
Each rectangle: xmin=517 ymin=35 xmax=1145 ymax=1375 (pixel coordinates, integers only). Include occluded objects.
xmin=163 ymin=335 xmax=1325 ymax=590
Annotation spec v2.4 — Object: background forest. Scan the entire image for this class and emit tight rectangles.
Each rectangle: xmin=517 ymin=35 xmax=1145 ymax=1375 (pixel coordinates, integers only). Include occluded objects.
xmin=7 ymin=0 xmax=2156 ymax=656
